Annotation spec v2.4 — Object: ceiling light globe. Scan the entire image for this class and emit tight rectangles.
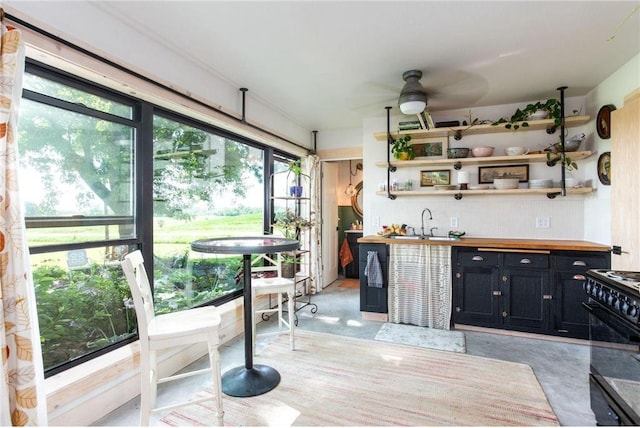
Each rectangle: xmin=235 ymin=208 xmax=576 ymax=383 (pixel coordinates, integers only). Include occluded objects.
xmin=399 ymin=100 xmax=426 ymax=115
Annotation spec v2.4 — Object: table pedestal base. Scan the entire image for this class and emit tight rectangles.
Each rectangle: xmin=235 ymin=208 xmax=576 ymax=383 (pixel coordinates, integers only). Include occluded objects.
xmin=221 ymin=364 xmax=281 ymax=397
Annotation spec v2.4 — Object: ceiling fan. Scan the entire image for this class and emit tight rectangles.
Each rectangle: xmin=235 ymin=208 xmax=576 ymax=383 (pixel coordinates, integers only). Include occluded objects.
xmin=398 ymin=70 xmax=428 ymax=114
xmin=347 ymin=69 xmax=488 ymax=114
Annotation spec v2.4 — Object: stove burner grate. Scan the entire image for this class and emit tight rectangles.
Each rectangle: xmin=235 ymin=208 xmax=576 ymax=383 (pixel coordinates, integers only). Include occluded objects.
xmin=606 ymin=270 xmax=640 ymax=282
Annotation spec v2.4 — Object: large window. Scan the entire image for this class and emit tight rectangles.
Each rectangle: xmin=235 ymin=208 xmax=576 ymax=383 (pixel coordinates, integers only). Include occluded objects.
xmin=19 ymin=61 xmax=295 ymax=376
xmin=151 ymin=113 xmax=266 ymax=311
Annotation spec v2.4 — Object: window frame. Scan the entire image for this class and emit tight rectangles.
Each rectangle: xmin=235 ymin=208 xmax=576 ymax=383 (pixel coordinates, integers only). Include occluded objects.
xmin=21 ymin=59 xmax=300 ymax=377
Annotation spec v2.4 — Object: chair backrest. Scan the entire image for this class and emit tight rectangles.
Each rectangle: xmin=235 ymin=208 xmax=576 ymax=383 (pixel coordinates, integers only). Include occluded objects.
xmin=250 ymin=252 xmax=282 ymax=278
xmin=122 ymin=250 xmax=154 ymax=341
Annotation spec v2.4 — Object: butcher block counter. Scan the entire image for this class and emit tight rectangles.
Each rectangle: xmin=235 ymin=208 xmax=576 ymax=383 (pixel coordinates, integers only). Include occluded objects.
xmin=357 ymin=235 xmax=611 ymax=252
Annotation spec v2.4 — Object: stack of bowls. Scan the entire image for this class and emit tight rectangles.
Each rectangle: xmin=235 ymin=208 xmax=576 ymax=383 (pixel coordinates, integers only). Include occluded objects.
xmin=529 ymin=179 xmax=553 ymax=189
xmin=493 ymin=178 xmax=520 ymax=190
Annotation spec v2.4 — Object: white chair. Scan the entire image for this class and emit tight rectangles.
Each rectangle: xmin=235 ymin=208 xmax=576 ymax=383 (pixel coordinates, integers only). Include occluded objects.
xmin=121 ymin=250 xmax=224 ymax=426
xmin=250 ymin=252 xmax=296 ymax=355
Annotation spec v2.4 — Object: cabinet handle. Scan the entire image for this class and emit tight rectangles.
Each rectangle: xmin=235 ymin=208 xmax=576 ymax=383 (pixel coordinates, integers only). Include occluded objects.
xmin=572 ymin=274 xmax=586 ymax=281
xmin=492 ymin=290 xmax=502 ymax=296
xmin=455 ymin=307 xmax=461 ymax=312
xmin=520 ymin=258 xmax=532 ymax=264
xmin=455 ymin=272 xmax=462 ymax=279
xmin=502 ymin=275 xmax=508 ymax=282
xmin=572 ymin=260 xmax=587 ymax=266
xmin=472 ymin=255 xmax=484 ymax=261
xmin=502 ymin=311 xmax=508 ymax=318
xmin=543 ymin=294 xmax=553 ymax=300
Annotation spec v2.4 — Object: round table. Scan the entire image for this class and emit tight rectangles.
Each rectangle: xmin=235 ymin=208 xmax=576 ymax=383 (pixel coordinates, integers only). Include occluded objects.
xmin=191 ymin=236 xmax=299 ymax=397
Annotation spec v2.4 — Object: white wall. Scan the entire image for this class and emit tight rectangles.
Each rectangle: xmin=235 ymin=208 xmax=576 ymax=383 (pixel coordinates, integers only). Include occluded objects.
xmin=6 ymin=1 xmax=312 ymax=147
xmin=583 ymin=53 xmax=640 ymax=245
xmin=361 ymin=99 xmax=594 ymax=240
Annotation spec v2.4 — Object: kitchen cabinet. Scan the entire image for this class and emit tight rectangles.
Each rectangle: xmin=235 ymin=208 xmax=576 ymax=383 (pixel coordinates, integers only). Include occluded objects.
xmin=452 ymin=249 xmax=501 ymax=326
xmin=345 ymin=231 xmax=362 ymax=278
xmin=453 ymin=248 xmax=550 ymax=334
xmin=359 ymin=243 xmax=388 ymax=313
xmin=501 ymin=252 xmax=551 ymax=332
xmin=453 ymin=247 xmax=610 ymax=338
xmin=374 ymin=115 xmax=593 ymax=199
xmin=550 ymin=251 xmax=611 ymax=339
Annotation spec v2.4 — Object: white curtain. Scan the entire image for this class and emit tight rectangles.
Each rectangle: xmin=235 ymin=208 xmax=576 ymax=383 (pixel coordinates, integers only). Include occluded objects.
xmin=0 ymin=18 xmax=48 ymax=426
xmin=304 ymin=154 xmax=322 ymax=294
xmin=388 ymin=244 xmax=452 ymax=329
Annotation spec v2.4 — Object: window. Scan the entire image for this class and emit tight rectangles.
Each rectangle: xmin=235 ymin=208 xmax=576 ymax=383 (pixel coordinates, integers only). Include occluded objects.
xmin=19 ymin=61 xmax=295 ymax=376
xmin=151 ymin=113 xmax=266 ymax=311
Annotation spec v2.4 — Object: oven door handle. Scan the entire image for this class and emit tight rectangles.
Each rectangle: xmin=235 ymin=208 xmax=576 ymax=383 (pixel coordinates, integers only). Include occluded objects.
xmin=583 ymin=302 xmax=640 ymax=343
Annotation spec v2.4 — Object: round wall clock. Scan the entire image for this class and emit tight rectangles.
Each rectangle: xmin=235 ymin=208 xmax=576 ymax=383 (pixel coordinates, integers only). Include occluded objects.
xmin=597 ymin=152 xmax=611 ymax=185
xmin=596 ymin=104 xmax=616 ymax=139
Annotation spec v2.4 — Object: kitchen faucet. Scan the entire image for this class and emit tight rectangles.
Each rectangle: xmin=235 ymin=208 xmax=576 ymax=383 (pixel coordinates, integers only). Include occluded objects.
xmin=421 ymin=208 xmax=433 ymax=238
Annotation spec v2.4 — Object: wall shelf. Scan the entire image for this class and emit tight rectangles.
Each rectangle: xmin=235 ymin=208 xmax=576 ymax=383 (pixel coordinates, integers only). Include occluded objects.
xmin=375 ymin=150 xmax=592 ymax=169
xmin=373 ymin=115 xmax=590 ymax=141
xmin=376 ymin=187 xmax=593 ymax=198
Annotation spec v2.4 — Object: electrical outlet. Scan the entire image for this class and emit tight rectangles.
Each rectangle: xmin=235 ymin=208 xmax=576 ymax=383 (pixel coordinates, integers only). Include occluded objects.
xmin=450 ymin=217 xmax=459 ymax=228
xmin=536 ymin=217 xmax=550 ymax=228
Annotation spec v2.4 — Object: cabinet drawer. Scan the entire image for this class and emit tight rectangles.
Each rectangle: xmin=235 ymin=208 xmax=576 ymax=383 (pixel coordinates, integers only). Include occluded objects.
xmin=457 ymin=251 xmax=500 ymax=267
xmin=503 ymin=253 xmax=549 ymax=269
xmin=552 ymin=254 xmax=609 ymax=271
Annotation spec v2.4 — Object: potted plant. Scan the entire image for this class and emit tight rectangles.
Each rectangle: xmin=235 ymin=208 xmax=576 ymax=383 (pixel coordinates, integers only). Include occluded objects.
xmin=492 ymin=99 xmax=562 ymax=131
xmin=274 ymin=208 xmax=314 ymax=239
xmin=280 ymin=253 xmax=298 ymax=278
xmin=274 ymin=209 xmax=314 ymax=277
xmin=545 ymin=138 xmax=579 ymax=172
xmin=391 ymin=135 xmax=415 ymax=160
xmin=287 ymin=159 xmax=309 ymax=197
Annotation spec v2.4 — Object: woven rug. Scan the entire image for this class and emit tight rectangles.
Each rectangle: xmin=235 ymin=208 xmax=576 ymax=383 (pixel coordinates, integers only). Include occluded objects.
xmin=161 ymin=330 xmax=558 ymax=426
xmin=375 ymin=322 xmax=466 ymax=353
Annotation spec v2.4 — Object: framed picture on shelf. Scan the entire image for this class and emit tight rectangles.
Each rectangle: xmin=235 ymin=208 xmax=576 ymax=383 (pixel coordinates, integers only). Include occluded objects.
xmin=420 ymin=170 xmax=451 ymax=187
xmin=412 ymin=137 xmax=448 ymax=159
xmin=478 ymin=164 xmax=529 ymax=184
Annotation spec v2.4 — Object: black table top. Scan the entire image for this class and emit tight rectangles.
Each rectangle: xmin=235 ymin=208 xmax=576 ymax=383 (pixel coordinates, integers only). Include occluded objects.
xmin=191 ymin=236 xmax=299 ymax=255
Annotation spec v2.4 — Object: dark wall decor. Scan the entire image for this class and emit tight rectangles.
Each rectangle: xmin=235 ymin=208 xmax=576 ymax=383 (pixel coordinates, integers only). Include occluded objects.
xmin=596 ymin=104 xmax=616 ymax=139
xmin=597 ymin=151 xmax=611 ymax=185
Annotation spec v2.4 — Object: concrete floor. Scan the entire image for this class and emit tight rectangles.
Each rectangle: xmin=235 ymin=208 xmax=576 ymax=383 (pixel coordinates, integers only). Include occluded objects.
xmin=95 ymin=278 xmax=595 ymax=426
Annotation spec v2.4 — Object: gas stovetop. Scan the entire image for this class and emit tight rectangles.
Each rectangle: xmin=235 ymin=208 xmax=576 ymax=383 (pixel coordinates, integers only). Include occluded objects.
xmin=586 ymin=269 xmax=640 ymax=325
xmin=589 ymin=269 xmax=640 ymax=294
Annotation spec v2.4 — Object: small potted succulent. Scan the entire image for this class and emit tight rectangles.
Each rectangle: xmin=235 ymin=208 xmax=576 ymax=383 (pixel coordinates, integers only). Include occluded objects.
xmin=391 ymin=135 xmax=415 ymax=160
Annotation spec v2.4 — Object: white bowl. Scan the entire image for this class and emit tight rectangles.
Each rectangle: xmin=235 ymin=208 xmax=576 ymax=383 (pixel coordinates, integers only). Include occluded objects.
xmin=471 ymin=146 xmax=495 ymax=157
xmin=504 ymin=146 xmax=529 ymax=156
xmin=493 ymin=178 xmax=520 ymax=189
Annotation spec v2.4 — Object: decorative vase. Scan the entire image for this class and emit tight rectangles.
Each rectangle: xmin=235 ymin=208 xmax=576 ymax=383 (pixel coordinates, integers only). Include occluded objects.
xmin=289 ymin=185 xmax=303 ymax=197
xmin=396 ymin=152 xmax=409 ymax=161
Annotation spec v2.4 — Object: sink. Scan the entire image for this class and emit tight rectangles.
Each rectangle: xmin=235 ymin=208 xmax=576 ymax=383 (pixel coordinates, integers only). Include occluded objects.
xmin=427 ymin=236 xmax=460 ymax=241
xmin=391 ymin=235 xmax=423 ymax=240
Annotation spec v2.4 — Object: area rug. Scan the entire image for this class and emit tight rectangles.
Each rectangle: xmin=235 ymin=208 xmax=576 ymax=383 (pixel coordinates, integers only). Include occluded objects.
xmin=337 ymin=278 xmax=359 ymax=288
xmin=160 ymin=330 xmax=558 ymax=426
xmin=374 ymin=322 xmax=466 ymax=353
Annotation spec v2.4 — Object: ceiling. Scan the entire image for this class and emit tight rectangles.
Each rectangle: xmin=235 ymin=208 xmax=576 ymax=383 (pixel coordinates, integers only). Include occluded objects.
xmin=52 ymin=2 xmax=640 ymax=131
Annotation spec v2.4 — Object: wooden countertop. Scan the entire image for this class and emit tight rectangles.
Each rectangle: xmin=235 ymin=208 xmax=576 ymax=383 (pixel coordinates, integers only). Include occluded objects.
xmin=357 ymin=235 xmax=611 ymax=252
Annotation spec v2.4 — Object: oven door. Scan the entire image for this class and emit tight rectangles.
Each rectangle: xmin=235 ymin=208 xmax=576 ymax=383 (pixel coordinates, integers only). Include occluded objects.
xmin=584 ymin=301 xmax=640 ymax=425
